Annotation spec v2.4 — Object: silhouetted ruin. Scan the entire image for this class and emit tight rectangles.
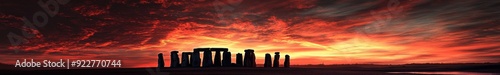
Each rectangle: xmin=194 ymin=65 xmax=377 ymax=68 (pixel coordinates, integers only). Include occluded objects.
xmin=170 ymin=51 xmax=180 ymax=68
xmin=244 ymin=49 xmax=256 ymax=67
xmin=273 ymin=52 xmax=280 ymax=68
xmin=191 ymin=48 xmax=202 ymax=67
xmin=285 ymin=54 xmax=290 ymax=68
xmin=222 ymin=51 xmax=231 ymax=67
xmin=264 ymin=53 xmax=272 ymax=67
xmin=202 ymin=48 xmax=213 ymax=67
xmin=163 ymin=48 xmax=291 ymax=68
xmin=236 ymin=53 xmax=243 ymax=67
xmin=158 ymin=53 xmax=165 ymax=69
xmin=181 ymin=52 xmax=192 ymax=67
xmin=212 ymin=48 xmax=228 ymax=67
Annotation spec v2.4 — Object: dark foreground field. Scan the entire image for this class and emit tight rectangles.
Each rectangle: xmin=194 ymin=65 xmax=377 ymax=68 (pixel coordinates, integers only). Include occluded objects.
xmin=2 ymin=63 xmax=500 ymax=75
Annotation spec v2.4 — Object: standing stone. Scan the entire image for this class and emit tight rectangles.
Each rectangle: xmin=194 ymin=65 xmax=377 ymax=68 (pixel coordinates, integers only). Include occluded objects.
xmin=169 ymin=51 xmax=179 ymax=68
xmin=214 ymin=50 xmax=222 ymax=67
xmin=158 ymin=53 xmax=165 ymax=69
xmin=191 ymin=49 xmax=201 ymax=67
xmin=236 ymin=53 xmax=243 ymax=67
xmin=251 ymin=50 xmax=256 ymax=67
xmin=202 ymin=49 xmax=212 ymax=67
xmin=244 ymin=51 xmax=249 ymax=67
xmin=211 ymin=48 xmax=228 ymax=67
xmin=181 ymin=52 xmax=192 ymax=67
xmin=222 ymin=51 xmax=231 ymax=67
xmin=273 ymin=52 xmax=280 ymax=68
xmin=264 ymin=53 xmax=272 ymax=67
xmin=244 ymin=49 xmax=256 ymax=67
xmin=284 ymin=54 xmax=290 ymax=68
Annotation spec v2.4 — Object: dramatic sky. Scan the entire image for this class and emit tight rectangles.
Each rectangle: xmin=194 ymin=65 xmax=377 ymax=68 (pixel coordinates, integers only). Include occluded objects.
xmin=1 ymin=0 xmax=500 ymax=67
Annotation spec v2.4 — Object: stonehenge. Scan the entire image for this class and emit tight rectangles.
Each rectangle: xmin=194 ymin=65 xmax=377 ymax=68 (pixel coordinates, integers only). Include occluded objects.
xmin=164 ymin=48 xmax=291 ymax=68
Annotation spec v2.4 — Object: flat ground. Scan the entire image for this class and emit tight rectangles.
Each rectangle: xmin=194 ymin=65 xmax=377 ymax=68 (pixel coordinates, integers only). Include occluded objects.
xmin=2 ymin=63 xmax=499 ymax=75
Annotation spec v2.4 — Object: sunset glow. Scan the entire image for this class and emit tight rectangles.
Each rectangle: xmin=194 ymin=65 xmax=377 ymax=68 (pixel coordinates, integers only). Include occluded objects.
xmin=1 ymin=0 xmax=499 ymax=68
